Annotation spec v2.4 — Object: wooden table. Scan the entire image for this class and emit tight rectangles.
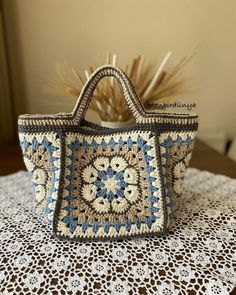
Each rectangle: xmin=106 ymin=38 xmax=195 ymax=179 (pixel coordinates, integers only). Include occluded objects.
xmin=0 ymin=140 xmax=235 ymax=294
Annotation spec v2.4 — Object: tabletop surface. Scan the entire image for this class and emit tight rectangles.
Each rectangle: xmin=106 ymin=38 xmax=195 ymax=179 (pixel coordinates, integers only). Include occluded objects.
xmin=0 ymin=139 xmax=235 ymax=295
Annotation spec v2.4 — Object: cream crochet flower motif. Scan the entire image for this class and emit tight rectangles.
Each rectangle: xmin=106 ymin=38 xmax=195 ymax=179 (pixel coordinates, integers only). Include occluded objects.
xmin=151 ymin=250 xmax=169 ymax=264
xmin=175 ymin=265 xmax=195 ymax=282
xmin=6 ymin=241 xmax=23 ymax=253
xmin=24 ymin=272 xmax=44 ymax=290
xmin=52 ymin=256 xmax=71 ymax=271
xmin=14 ymin=254 xmax=33 ymax=269
xmin=205 ymin=279 xmax=229 ymax=295
xmin=25 ymin=158 xmax=47 ymax=204
xmin=131 ymin=263 xmax=150 ymax=280
xmin=173 ymin=160 xmax=186 ymax=195
xmin=156 ymin=282 xmax=179 ymax=295
xmin=190 ymin=251 xmax=210 ymax=266
xmin=67 ymin=275 xmax=87 ymax=294
xmin=75 ymin=245 xmax=92 ymax=257
xmin=204 ymin=238 xmax=223 ymax=252
xmin=110 ymin=278 xmax=131 ymax=295
xmin=82 ymin=156 xmax=139 ymax=214
xmin=173 ymin=161 xmax=186 ymax=179
xmin=91 ymin=260 xmax=109 ymax=276
xmin=40 ymin=242 xmax=57 ymax=254
xmin=112 ymin=247 xmax=129 ymax=262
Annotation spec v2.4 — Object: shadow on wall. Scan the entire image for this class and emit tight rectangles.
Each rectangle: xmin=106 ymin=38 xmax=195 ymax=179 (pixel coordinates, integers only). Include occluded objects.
xmin=0 ymin=0 xmax=27 ymax=145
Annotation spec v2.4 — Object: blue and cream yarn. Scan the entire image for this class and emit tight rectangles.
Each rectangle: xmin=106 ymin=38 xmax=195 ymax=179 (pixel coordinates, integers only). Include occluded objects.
xmin=18 ymin=65 xmax=198 ymax=241
xmin=59 ymin=132 xmax=163 ymax=238
xmin=19 ymin=129 xmax=196 ymax=240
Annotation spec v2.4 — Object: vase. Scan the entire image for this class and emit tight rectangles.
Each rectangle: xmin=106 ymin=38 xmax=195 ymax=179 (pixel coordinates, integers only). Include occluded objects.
xmin=100 ymin=118 xmax=135 ymax=129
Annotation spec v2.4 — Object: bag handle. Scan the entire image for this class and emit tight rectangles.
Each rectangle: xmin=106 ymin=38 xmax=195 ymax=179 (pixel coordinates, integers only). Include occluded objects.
xmin=71 ymin=65 xmax=146 ymax=123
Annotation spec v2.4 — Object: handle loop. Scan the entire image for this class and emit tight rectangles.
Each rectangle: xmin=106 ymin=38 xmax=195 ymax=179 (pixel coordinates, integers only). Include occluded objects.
xmin=72 ymin=65 xmax=146 ymax=123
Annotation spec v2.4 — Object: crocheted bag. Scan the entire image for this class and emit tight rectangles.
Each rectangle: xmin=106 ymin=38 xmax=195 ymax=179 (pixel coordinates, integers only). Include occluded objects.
xmin=18 ymin=65 xmax=198 ymax=241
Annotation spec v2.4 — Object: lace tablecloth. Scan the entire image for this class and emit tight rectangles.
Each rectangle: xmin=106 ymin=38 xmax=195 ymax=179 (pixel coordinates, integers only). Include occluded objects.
xmin=0 ymin=168 xmax=235 ymax=295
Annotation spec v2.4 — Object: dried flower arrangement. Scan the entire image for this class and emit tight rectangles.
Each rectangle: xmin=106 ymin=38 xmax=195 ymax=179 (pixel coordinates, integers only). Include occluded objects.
xmin=49 ymin=48 xmax=196 ymax=122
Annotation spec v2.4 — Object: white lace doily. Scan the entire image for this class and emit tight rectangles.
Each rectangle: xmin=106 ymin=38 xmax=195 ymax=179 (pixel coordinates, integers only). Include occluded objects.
xmin=0 ymin=168 xmax=235 ymax=295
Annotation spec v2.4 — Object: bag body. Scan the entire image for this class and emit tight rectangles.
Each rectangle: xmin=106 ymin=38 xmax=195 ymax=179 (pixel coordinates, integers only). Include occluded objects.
xmin=18 ymin=65 xmax=198 ymax=241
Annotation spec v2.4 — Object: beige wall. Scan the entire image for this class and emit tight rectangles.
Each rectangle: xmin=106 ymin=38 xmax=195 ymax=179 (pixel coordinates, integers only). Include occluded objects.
xmin=0 ymin=8 xmax=14 ymax=144
xmin=3 ymin=0 xmax=236 ymax=138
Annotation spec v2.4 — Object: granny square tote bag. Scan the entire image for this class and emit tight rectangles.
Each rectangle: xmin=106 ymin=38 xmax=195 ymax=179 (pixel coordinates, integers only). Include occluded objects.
xmin=18 ymin=65 xmax=198 ymax=241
